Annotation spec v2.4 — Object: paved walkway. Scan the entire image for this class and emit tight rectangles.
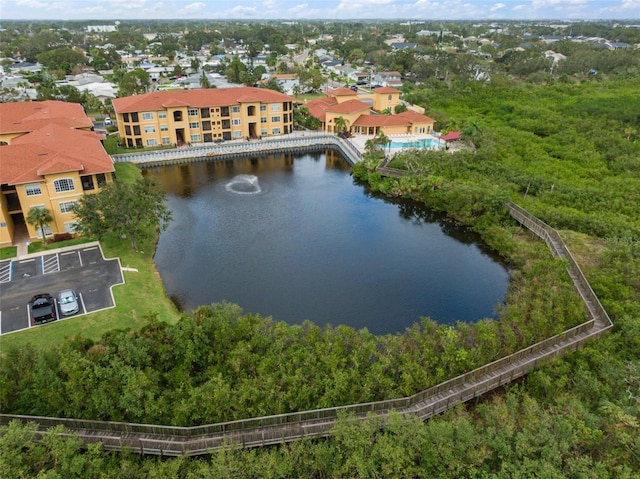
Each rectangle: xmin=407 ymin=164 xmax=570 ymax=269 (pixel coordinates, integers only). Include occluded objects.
xmin=12 ymin=224 xmax=29 ymax=257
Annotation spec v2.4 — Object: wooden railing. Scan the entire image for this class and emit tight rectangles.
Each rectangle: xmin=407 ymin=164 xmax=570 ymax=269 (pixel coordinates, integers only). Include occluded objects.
xmin=0 ymin=202 xmax=613 ymax=455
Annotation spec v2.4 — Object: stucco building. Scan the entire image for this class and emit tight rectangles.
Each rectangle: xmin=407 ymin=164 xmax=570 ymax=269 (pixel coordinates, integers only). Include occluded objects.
xmin=0 ymin=101 xmax=115 ymax=247
xmin=305 ymin=87 xmax=435 ymax=136
xmin=112 ymin=87 xmax=296 ymax=148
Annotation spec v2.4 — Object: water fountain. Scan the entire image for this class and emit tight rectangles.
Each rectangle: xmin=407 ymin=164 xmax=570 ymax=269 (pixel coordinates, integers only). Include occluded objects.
xmin=225 ymin=174 xmax=262 ymax=195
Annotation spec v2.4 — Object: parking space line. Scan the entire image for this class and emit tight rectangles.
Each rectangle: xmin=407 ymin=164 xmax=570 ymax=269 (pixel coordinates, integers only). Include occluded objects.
xmin=78 ymin=250 xmax=83 ymax=267
xmin=79 ymin=292 xmax=86 ymax=314
xmin=42 ymin=253 xmax=60 ymax=274
xmin=0 ymin=261 xmax=11 ymax=283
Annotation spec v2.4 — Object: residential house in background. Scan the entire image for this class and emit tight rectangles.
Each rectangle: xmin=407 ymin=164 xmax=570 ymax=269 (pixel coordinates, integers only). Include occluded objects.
xmin=0 ymin=101 xmax=115 ymax=247
xmin=112 ymin=87 xmax=296 ymax=147
xmin=372 ymin=71 xmax=403 ymax=88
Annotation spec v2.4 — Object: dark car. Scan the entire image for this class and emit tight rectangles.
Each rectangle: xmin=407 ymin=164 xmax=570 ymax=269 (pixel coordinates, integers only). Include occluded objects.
xmin=30 ymin=294 xmax=56 ymax=324
xmin=58 ymin=289 xmax=80 ymax=316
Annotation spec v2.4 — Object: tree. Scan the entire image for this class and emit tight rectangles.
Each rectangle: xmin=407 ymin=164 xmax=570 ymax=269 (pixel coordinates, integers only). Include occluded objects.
xmin=334 ymin=116 xmax=349 ymax=134
xmin=26 ymin=206 xmax=53 ymax=244
xmin=72 ymin=177 xmax=172 ymax=251
xmin=118 ymin=69 xmax=150 ymax=97
xmin=394 ymin=103 xmax=408 ymax=114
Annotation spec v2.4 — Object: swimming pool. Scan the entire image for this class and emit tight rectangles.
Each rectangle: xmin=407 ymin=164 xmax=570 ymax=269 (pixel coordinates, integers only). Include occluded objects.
xmin=388 ymin=138 xmax=444 ymax=150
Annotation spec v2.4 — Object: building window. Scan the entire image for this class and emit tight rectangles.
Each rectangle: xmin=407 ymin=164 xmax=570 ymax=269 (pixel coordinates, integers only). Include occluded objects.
xmin=96 ymin=173 xmax=107 ymax=186
xmin=158 ymin=111 xmax=167 ymax=119
xmin=59 ymin=201 xmax=78 ymax=214
xmin=189 ymin=122 xmax=199 ymax=129
xmin=81 ymin=175 xmax=95 ymax=191
xmin=271 ymin=116 xmax=280 ymax=122
xmin=25 ymin=183 xmax=42 ymax=196
xmin=173 ymin=111 xmax=183 ymax=121
xmin=162 ymin=137 xmax=171 ymax=145
xmin=231 ymin=106 xmax=240 ymax=113
xmin=160 ymin=124 xmax=169 ymax=132
xmin=232 ymin=119 xmax=241 ymax=126
xmin=388 ymin=94 xmax=392 ymax=100
xmin=261 ymin=129 xmax=268 ymax=136
xmin=261 ymin=117 xmax=267 ymax=123
xmin=270 ymin=104 xmax=280 ymax=111
xmin=147 ymin=138 xmax=158 ymax=146
xmin=188 ymin=108 xmax=198 ymax=117
xmin=54 ymin=178 xmax=74 ymax=193
xmin=190 ymin=134 xmax=201 ymax=142
xmin=125 ymin=125 xmax=131 ymax=135
xmin=142 ymin=112 xmax=154 ymax=120
xmin=260 ymin=104 xmax=267 ymax=111
xmin=133 ymin=125 xmax=141 ymax=135
xmin=272 ymin=128 xmax=281 ymax=134
xmin=131 ymin=113 xmax=139 ymax=122
xmin=64 ymin=222 xmax=78 ymax=234
xmin=36 ymin=224 xmax=53 ymax=238
xmin=233 ymin=131 xmax=242 ymax=138
xmin=144 ymin=126 xmax=156 ymax=133
xmin=123 ymin=113 xmax=130 ymax=122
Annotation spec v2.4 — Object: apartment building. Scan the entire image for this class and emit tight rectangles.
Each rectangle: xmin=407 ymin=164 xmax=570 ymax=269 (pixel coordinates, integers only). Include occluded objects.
xmin=0 ymin=100 xmax=115 ymax=247
xmin=112 ymin=87 xmax=297 ymax=148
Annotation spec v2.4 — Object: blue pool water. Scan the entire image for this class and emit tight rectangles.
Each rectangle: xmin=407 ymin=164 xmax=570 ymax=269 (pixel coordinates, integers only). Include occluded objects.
xmin=389 ymin=138 xmax=444 ymax=149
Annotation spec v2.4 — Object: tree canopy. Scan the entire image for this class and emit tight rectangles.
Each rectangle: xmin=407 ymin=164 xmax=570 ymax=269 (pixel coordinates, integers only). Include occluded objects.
xmin=72 ymin=177 xmax=172 ymax=251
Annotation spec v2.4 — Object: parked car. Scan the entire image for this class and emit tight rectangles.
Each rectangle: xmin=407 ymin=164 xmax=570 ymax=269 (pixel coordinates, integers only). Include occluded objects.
xmin=58 ymin=289 xmax=80 ymax=316
xmin=30 ymin=294 xmax=56 ymax=324
xmin=104 ymin=116 xmax=112 ymax=126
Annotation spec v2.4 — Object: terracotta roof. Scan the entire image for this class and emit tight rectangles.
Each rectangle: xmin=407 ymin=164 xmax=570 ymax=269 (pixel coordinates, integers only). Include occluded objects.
xmin=353 ymin=110 xmax=435 ymax=128
xmin=326 ymin=99 xmax=371 ymax=114
xmin=112 ymin=87 xmax=296 ymax=114
xmin=305 ymin=97 xmax=338 ymax=122
xmin=0 ymin=100 xmax=92 ymax=135
xmin=1 ymin=123 xmax=114 ymax=185
xmin=441 ymin=131 xmax=462 ymax=141
xmin=373 ymin=86 xmax=400 ymax=94
xmin=327 ymin=87 xmax=358 ymax=97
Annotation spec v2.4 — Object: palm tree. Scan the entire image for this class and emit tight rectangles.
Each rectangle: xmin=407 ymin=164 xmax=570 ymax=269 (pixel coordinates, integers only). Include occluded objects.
xmin=334 ymin=116 xmax=349 ymax=135
xmin=26 ymin=206 xmax=53 ymax=244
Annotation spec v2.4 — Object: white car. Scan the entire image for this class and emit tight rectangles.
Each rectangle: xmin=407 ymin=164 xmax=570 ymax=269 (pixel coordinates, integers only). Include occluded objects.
xmin=58 ymin=289 xmax=80 ymax=316
xmin=104 ymin=116 xmax=112 ymax=126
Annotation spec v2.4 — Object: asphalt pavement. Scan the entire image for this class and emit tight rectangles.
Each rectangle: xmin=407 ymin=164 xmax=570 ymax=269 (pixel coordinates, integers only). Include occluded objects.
xmin=0 ymin=243 xmax=124 ymax=334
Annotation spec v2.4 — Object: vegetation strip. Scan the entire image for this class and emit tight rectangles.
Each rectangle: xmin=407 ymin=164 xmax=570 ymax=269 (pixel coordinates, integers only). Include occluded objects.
xmin=0 ymin=202 xmax=611 ymax=456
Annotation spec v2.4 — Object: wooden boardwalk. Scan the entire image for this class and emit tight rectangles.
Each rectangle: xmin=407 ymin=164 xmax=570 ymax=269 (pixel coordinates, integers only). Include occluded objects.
xmin=0 ymin=203 xmax=612 ymax=456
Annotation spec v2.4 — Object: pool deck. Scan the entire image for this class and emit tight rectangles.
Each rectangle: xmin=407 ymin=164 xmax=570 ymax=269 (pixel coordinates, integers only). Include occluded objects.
xmin=348 ymin=133 xmax=444 ymax=154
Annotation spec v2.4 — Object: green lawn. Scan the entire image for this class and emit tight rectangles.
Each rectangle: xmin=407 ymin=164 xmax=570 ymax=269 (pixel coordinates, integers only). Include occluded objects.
xmin=0 ymin=163 xmax=181 ymax=352
xmin=0 ymin=246 xmax=17 ymax=259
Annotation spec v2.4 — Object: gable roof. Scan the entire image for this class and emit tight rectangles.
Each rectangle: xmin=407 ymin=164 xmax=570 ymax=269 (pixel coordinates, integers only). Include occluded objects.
xmin=112 ymin=87 xmax=296 ymax=113
xmin=305 ymin=96 xmax=338 ymax=122
xmin=373 ymin=86 xmax=400 ymax=94
xmin=440 ymin=131 xmax=462 ymax=141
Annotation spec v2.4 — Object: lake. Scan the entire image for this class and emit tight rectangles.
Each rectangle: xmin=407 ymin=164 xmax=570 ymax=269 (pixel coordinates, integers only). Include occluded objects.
xmin=144 ymin=150 xmax=510 ymax=335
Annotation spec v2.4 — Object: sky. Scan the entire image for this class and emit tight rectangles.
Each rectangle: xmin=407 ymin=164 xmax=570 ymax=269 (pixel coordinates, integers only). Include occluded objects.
xmin=0 ymin=0 xmax=639 ymax=21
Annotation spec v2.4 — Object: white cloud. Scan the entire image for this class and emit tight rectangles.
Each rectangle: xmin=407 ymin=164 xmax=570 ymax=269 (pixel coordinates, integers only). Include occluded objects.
xmin=490 ymin=2 xmax=506 ymax=12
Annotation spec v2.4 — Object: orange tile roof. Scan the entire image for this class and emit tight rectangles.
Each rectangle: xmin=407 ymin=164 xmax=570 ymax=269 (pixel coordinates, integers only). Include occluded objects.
xmin=353 ymin=110 xmax=435 ymax=128
xmin=305 ymin=97 xmax=338 ymax=123
xmin=326 ymin=99 xmax=371 ymax=114
xmin=327 ymin=88 xmax=358 ymax=97
xmin=1 ymin=123 xmax=114 ymax=185
xmin=112 ymin=87 xmax=296 ymax=113
xmin=0 ymin=100 xmax=92 ymax=135
xmin=373 ymin=86 xmax=399 ymax=94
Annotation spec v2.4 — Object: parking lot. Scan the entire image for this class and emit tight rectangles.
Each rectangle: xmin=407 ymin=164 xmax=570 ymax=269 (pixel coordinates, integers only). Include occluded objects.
xmin=0 ymin=243 xmax=124 ymax=334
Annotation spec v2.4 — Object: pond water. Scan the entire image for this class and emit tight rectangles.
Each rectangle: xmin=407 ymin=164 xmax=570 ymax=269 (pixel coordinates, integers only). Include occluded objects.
xmin=144 ymin=150 xmax=510 ymax=335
